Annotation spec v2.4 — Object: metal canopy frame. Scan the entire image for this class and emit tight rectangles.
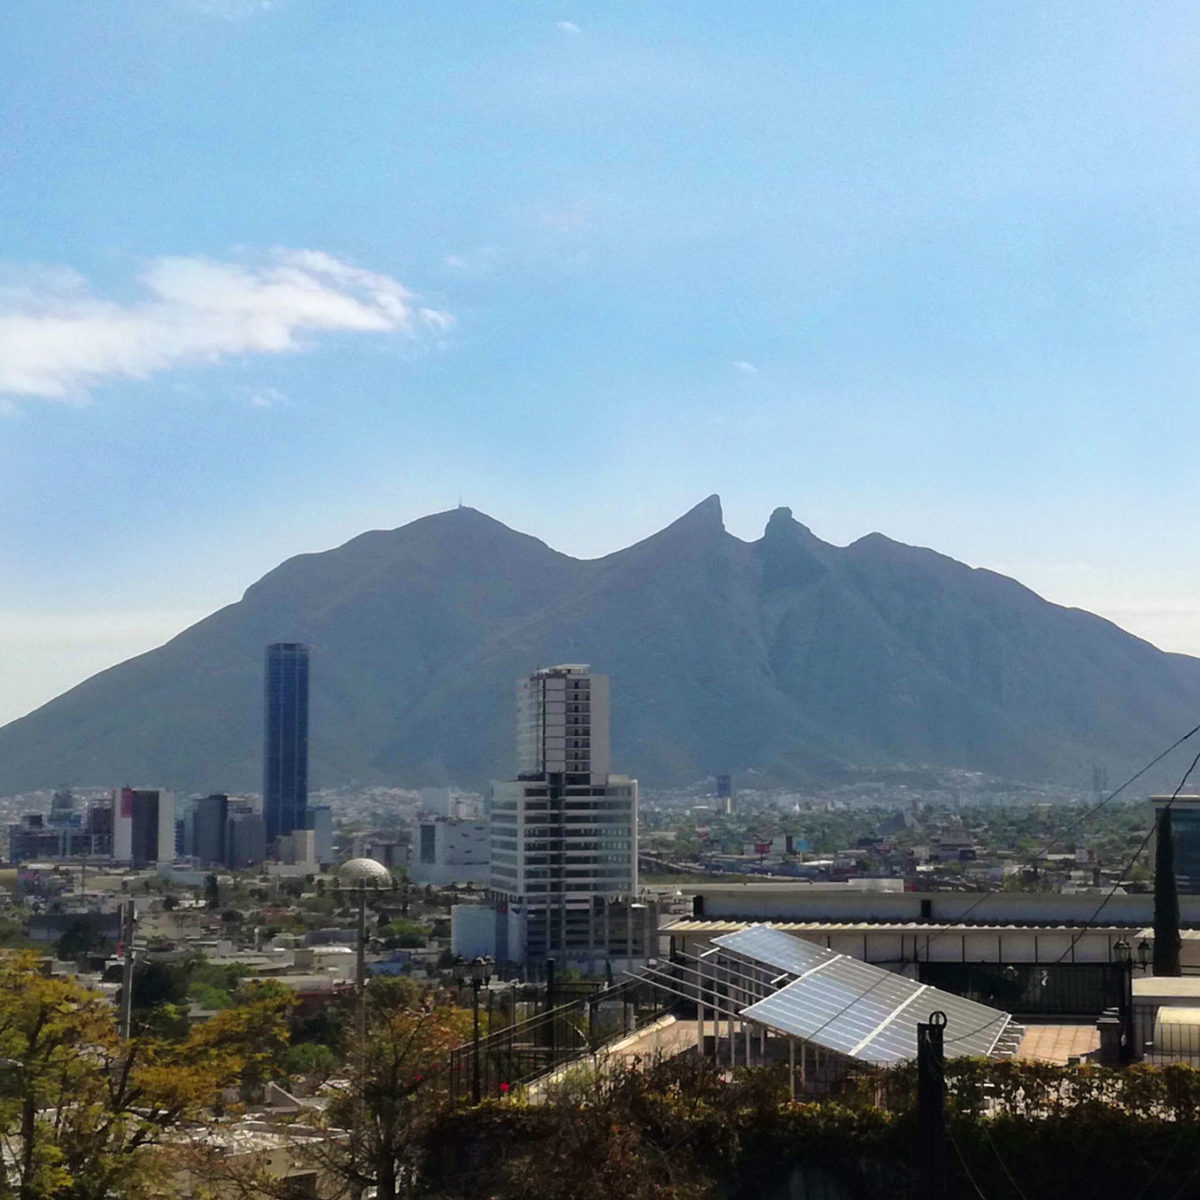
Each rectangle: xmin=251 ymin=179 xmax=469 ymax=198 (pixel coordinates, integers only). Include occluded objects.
xmin=636 ymin=923 xmax=1016 ymax=1096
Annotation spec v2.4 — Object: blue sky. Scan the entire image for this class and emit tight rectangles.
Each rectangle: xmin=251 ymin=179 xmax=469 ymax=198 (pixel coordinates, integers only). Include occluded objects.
xmin=4 ymin=1 xmax=1200 ymax=724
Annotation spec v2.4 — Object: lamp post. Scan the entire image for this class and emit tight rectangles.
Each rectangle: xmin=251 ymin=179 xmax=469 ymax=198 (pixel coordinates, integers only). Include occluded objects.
xmin=1114 ymin=938 xmax=1152 ymax=1063
xmin=455 ymin=955 xmax=493 ymax=1103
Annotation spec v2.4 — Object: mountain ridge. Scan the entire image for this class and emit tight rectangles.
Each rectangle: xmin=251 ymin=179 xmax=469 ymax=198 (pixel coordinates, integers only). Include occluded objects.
xmin=2 ymin=499 xmax=1197 ymax=795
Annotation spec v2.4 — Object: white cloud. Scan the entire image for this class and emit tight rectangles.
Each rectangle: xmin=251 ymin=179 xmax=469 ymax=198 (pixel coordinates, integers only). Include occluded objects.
xmin=732 ymin=360 xmax=758 ymax=374
xmin=556 ymin=21 xmax=581 ymax=34
xmin=0 ymin=249 xmax=452 ymax=401
xmin=247 ymin=387 xmax=288 ymax=409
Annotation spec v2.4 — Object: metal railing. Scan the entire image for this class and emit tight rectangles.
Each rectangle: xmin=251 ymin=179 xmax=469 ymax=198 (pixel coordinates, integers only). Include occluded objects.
xmin=447 ymin=975 xmax=674 ymax=1101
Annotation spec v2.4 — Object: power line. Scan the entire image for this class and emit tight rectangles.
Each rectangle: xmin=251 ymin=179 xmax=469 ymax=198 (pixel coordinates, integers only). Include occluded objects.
xmin=981 ymin=1120 xmax=1029 ymax=1200
xmin=917 ymin=720 xmax=1200 ymax=940
xmin=1049 ymin=745 xmax=1200 ymax=966
xmin=943 ymin=741 xmax=1200 ymax=1050
xmin=947 ymin=1122 xmax=991 ymax=1200
xmin=751 ymin=721 xmax=1200 ymax=1058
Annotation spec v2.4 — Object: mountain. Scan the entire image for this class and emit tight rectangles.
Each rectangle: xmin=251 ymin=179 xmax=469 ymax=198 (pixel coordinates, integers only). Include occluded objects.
xmin=3 ymin=497 xmax=1199 ymax=795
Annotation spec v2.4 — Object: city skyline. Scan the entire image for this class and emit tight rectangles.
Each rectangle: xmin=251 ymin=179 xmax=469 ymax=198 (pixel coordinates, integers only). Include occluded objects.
xmin=6 ymin=4 xmax=1200 ymax=725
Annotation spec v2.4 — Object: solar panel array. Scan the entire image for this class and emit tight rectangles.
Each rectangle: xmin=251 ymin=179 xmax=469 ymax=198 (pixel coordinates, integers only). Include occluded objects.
xmin=717 ymin=925 xmax=1012 ymax=1066
xmin=712 ymin=925 xmax=834 ymax=977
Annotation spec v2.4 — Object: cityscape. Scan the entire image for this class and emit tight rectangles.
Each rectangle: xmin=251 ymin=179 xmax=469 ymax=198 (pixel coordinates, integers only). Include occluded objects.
xmin=6 ymin=4 xmax=1200 ymax=1199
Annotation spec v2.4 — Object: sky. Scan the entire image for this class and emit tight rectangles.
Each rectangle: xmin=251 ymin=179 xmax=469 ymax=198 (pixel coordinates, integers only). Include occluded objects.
xmin=4 ymin=1 xmax=1200 ymax=725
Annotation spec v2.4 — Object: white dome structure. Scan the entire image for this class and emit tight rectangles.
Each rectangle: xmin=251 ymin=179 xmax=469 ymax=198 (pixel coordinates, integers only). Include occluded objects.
xmin=337 ymin=857 xmax=392 ymax=887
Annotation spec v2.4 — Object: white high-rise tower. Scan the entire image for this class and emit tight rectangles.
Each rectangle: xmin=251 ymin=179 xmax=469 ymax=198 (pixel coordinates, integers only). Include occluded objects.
xmin=490 ymin=665 xmax=638 ymax=965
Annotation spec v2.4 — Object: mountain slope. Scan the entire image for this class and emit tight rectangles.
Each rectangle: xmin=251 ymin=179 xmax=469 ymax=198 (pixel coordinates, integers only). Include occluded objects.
xmin=2 ymin=499 xmax=1198 ymax=794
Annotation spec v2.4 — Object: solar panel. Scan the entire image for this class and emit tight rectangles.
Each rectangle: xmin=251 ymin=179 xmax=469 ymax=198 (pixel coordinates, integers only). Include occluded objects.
xmin=736 ymin=959 xmax=1010 ymax=1063
xmin=710 ymin=924 xmax=1012 ymax=1065
xmin=742 ymin=964 xmax=920 ymax=1059
xmin=929 ymin=988 xmax=1011 ymax=1057
xmin=712 ymin=924 xmax=832 ymax=976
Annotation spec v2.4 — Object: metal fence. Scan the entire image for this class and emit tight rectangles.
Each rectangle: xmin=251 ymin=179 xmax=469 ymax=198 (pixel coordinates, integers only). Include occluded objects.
xmin=918 ymin=960 xmax=1127 ymax=1018
xmin=447 ymin=975 xmax=675 ymax=1101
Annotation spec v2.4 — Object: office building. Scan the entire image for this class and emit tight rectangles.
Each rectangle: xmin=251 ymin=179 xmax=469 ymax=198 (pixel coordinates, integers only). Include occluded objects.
xmin=187 ymin=794 xmax=229 ymax=866
xmin=228 ymin=803 xmax=267 ymax=869
xmin=419 ymin=787 xmax=481 ymax=820
xmin=49 ymin=788 xmax=76 ymax=824
xmin=277 ymin=828 xmax=317 ymax=866
xmin=6 ymin=787 xmax=117 ymax=864
xmin=409 ymin=816 xmax=490 ymax=886
xmin=306 ymin=805 xmax=333 ymax=864
xmin=114 ymin=788 xmax=175 ymax=867
xmin=489 ymin=664 xmax=638 ymax=966
xmin=263 ymin=642 xmax=309 ymax=847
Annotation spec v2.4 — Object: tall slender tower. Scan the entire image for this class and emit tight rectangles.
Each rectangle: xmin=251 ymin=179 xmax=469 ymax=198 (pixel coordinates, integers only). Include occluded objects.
xmin=263 ymin=642 xmax=309 ymax=846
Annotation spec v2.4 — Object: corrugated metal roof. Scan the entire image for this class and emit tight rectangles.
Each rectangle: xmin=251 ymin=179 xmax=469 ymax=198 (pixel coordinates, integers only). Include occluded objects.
xmin=664 ymin=917 xmax=1134 ymax=935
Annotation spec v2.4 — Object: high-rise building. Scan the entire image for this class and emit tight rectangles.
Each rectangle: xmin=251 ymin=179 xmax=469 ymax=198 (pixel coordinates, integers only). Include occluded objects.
xmin=187 ymin=794 xmax=229 ymax=866
xmin=490 ymin=664 xmax=638 ymax=966
xmin=228 ymin=802 xmax=267 ymax=868
xmin=263 ymin=642 xmax=309 ymax=847
xmin=305 ymin=804 xmax=333 ymax=864
xmin=114 ymin=788 xmax=175 ymax=867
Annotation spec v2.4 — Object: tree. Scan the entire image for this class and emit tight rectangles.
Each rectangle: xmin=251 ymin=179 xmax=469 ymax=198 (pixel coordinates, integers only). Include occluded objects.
xmin=54 ymin=919 xmax=112 ymax=962
xmin=0 ymin=952 xmax=293 ymax=1200
xmin=1154 ymin=806 xmax=1183 ymax=976
xmin=282 ymin=1041 xmax=337 ymax=1087
xmin=204 ymin=874 xmax=220 ymax=910
xmin=316 ymin=984 xmax=469 ymax=1200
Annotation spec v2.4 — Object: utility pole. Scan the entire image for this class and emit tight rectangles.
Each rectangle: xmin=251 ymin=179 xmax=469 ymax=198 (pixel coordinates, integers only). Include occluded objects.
xmin=356 ymin=884 xmax=367 ymax=1047
xmin=545 ymin=956 xmax=556 ymax=1060
xmin=916 ymin=1010 xmax=947 ymax=1200
xmin=118 ymin=900 xmax=136 ymax=1041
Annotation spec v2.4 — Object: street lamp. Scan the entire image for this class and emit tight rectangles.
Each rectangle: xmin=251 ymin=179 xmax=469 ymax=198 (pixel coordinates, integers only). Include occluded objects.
xmin=1113 ymin=937 xmax=1152 ymax=1063
xmin=455 ymin=955 xmax=493 ymax=1103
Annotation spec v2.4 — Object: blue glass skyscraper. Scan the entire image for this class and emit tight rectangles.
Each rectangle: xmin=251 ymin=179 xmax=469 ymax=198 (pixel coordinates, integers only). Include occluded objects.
xmin=263 ymin=642 xmax=309 ymax=846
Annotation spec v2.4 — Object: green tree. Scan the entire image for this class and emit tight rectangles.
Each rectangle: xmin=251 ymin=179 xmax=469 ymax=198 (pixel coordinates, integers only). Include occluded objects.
xmin=282 ymin=1041 xmax=337 ymax=1086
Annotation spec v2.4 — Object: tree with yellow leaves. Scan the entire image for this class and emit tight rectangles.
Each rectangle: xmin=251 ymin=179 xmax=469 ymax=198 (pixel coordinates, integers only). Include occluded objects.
xmin=0 ymin=953 xmax=292 ymax=1200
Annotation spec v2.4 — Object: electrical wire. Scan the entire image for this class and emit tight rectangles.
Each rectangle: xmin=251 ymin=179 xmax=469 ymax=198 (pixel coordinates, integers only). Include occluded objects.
xmin=647 ymin=721 xmax=1200 ymax=1128
xmin=1048 ymin=744 xmax=1200 ymax=966
xmin=774 ymin=721 xmax=1200 ymax=1057
xmin=908 ymin=720 xmax=1200 ymax=941
xmin=947 ymin=1121 xmax=991 ymax=1200
xmin=941 ymin=742 xmax=1200 ymax=1050
xmin=981 ymin=1120 xmax=1029 ymax=1200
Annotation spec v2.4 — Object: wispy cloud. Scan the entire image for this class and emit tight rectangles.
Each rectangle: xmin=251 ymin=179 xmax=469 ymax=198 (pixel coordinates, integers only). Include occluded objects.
xmin=0 ymin=249 xmax=452 ymax=401
xmin=247 ymin=386 xmax=289 ymax=409
xmin=180 ymin=0 xmax=282 ymax=19
xmin=556 ymin=21 xmax=581 ymax=34
xmin=535 ymin=202 xmax=591 ymax=234
xmin=732 ymin=360 xmax=758 ymax=374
